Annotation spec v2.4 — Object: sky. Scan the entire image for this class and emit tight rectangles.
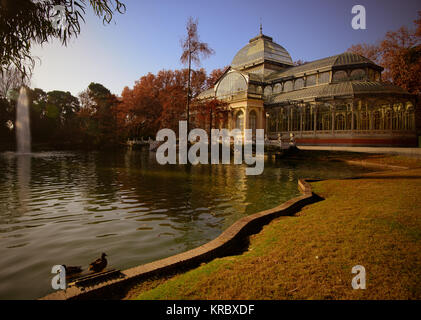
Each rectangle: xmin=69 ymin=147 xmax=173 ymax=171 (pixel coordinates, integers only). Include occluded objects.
xmin=30 ymin=0 xmax=420 ymax=97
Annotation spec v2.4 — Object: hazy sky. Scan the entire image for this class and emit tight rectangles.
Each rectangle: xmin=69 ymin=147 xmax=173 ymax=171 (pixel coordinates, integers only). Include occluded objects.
xmin=30 ymin=0 xmax=420 ymax=97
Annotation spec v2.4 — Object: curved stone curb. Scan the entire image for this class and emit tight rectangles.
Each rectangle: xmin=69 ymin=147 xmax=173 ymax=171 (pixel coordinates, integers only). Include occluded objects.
xmin=41 ymin=179 xmax=317 ymax=300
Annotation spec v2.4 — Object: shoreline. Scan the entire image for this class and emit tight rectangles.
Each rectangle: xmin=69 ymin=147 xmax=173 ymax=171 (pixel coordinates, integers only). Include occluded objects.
xmin=41 ymin=152 xmax=415 ymax=300
xmin=41 ymin=178 xmax=319 ymax=300
xmin=132 ymin=159 xmax=420 ymax=300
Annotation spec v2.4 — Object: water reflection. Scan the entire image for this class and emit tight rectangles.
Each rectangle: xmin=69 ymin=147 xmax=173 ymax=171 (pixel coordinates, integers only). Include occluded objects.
xmin=17 ymin=155 xmax=31 ymax=215
xmin=0 ymin=150 xmax=375 ymax=299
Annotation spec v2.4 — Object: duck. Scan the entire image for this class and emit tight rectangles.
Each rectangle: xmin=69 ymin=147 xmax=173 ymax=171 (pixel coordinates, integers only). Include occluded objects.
xmin=63 ymin=265 xmax=83 ymax=276
xmin=88 ymin=253 xmax=107 ymax=273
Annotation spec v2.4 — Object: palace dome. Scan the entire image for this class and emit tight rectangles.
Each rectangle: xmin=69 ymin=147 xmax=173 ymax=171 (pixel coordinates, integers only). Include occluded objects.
xmin=231 ymin=33 xmax=294 ymax=70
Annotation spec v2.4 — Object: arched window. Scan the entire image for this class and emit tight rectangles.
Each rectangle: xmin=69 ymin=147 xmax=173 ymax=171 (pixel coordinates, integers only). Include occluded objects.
xmin=264 ymin=86 xmax=272 ymax=97
xmin=335 ymin=114 xmax=346 ymax=130
xmin=405 ymin=104 xmax=415 ymax=130
xmin=273 ymin=83 xmax=282 ymax=94
xmin=216 ymin=72 xmax=247 ymax=98
xmin=317 ymin=105 xmax=331 ymax=131
xmin=249 ymin=110 xmax=257 ymax=133
xmin=294 ymin=78 xmax=304 ymax=90
xmin=392 ymin=104 xmax=403 ymax=130
xmin=284 ymin=81 xmax=293 ymax=92
xmin=332 ymin=70 xmax=348 ymax=82
xmin=322 ymin=114 xmax=331 ymax=130
xmin=350 ymin=69 xmax=366 ymax=80
xmin=235 ymin=110 xmax=244 ymax=131
xmin=347 ymin=112 xmax=353 ymax=130
xmin=368 ymin=69 xmax=375 ymax=81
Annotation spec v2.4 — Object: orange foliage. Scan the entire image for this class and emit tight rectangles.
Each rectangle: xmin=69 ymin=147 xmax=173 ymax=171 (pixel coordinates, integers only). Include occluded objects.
xmin=347 ymin=43 xmax=381 ymax=64
xmin=206 ymin=66 xmax=228 ymax=89
xmin=115 ymin=68 xmax=223 ymax=138
xmin=191 ymin=98 xmax=228 ymax=133
xmin=348 ymin=12 xmax=421 ymax=95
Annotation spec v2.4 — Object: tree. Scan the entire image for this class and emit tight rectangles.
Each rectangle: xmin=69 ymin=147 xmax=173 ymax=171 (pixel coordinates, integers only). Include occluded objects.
xmin=416 ymin=11 xmax=421 ymax=38
xmin=293 ymin=59 xmax=308 ymax=66
xmin=206 ymin=67 xmax=228 ymax=89
xmin=116 ymin=68 xmax=213 ymax=139
xmin=193 ymin=98 xmax=227 ymax=139
xmin=0 ymin=0 xmax=126 ymax=78
xmin=78 ymin=82 xmax=120 ymax=147
xmin=0 ymin=65 xmax=29 ymax=99
xmin=27 ymin=88 xmax=48 ymax=141
xmin=347 ymin=43 xmax=381 ymax=65
xmin=348 ymin=12 xmax=421 ymax=94
xmin=0 ymin=96 xmax=14 ymax=147
xmin=379 ymin=26 xmax=420 ymax=94
xmin=117 ymin=73 xmax=163 ymax=139
xmin=180 ymin=17 xmax=214 ymax=133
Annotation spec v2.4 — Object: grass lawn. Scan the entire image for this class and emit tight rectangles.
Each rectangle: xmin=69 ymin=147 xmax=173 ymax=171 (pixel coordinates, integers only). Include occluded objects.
xmin=128 ymin=155 xmax=421 ymax=300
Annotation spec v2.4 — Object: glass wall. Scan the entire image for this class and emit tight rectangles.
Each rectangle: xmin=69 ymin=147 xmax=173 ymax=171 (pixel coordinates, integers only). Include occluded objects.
xmin=294 ymin=78 xmax=304 ymax=90
xmin=284 ymin=81 xmax=293 ymax=92
xmin=350 ymin=69 xmax=366 ymax=81
xmin=264 ymin=86 xmax=272 ymax=98
xmin=317 ymin=105 xmax=332 ymax=131
xmin=266 ymin=99 xmax=415 ymax=135
xmin=332 ymin=70 xmax=348 ymax=82
xmin=306 ymin=75 xmax=316 ymax=86
xmin=235 ymin=110 xmax=244 ymax=131
xmin=303 ymin=105 xmax=314 ymax=131
xmin=216 ymin=72 xmax=247 ymax=98
xmin=319 ymin=72 xmax=330 ymax=84
xmin=290 ymin=106 xmax=300 ymax=131
xmin=273 ymin=83 xmax=282 ymax=94
xmin=249 ymin=110 xmax=257 ymax=133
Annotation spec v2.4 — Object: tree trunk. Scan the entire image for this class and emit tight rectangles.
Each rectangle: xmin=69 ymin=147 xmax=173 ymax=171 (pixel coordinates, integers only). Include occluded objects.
xmin=186 ymin=42 xmax=192 ymax=134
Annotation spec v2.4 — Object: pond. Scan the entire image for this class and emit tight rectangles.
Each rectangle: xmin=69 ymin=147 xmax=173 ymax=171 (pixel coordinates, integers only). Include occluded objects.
xmin=0 ymin=150 xmax=375 ymax=299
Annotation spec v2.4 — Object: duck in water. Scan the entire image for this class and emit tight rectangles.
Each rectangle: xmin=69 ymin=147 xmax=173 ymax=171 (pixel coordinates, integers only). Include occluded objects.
xmin=89 ymin=253 xmax=107 ymax=273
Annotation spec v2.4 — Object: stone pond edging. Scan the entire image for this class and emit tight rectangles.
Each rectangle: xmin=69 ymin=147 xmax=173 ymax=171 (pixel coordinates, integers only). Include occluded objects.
xmin=41 ymin=179 xmax=317 ymax=300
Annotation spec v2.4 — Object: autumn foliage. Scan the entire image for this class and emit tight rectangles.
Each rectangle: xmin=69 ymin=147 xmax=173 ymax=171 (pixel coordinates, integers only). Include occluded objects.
xmin=115 ymin=68 xmax=224 ymax=139
xmin=348 ymin=12 xmax=421 ymax=95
